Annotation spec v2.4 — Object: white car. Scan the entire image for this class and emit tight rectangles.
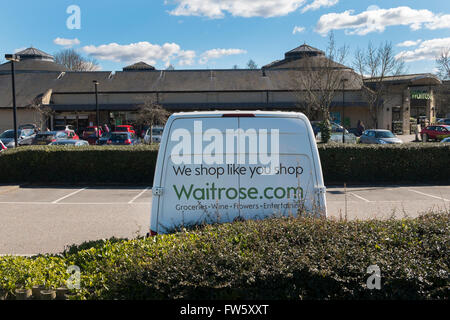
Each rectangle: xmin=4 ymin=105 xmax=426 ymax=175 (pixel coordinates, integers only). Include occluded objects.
xmin=149 ymin=111 xmax=327 ymax=235
xmin=144 ymin=126 xmax=164 ymax=144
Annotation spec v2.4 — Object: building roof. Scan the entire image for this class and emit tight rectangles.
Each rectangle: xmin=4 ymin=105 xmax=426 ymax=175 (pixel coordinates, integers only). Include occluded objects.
xmin=286 ymin=44 xmax=325 ymax=55
xmin=15 ymin=47 xmax=54 ymax=61
xmin=123 ymin=61 xmax=156 ymax=71
xmin=0 ymin=47 xmax=68 ymax=73
xmin=364 ymin=73 xmax=441 ymax=86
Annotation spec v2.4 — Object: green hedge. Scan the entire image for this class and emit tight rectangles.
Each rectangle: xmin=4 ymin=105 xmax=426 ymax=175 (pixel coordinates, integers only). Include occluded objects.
xmin=0 ymin=212 xmax=448 ymax=300
xmin=0 ymin=143 xmax=449 ymax=184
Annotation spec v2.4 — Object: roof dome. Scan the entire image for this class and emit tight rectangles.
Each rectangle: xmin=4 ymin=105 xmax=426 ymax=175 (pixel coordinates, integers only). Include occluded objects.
xmin=15 ymin=47 xmax=55 ymax=62
xmin=284 ymin=44 xmax=325 ymax=60
xmin=123 ymin=61 xmax=156 ymax=71
xmin=0 ymin=47 xmax=68 ymax=73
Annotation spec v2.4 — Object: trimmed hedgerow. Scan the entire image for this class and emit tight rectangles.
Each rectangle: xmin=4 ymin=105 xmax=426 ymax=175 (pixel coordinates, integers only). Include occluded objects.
xmin=0 ymin=143 xmax=448 ymax=184
xmin=0 ymin=212 xmax=448 ymax=300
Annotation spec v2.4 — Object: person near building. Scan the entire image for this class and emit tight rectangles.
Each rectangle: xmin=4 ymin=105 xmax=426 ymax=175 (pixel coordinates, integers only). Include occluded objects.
xmin=357 ymin=120 xmax=365 ymax=136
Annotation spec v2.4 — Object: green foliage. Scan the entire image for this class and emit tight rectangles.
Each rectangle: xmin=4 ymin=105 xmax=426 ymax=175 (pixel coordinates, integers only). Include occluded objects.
xmin=320 ymin=119 xmax=332 ymax=143
xmin=0 ymin=213 xmax=448 ymax=300
xmin=0 ymin=145 xmax=159 ymax=184
xmin=318 ymin=143 xmax=450 ymax=184
xmin=0 ymin=143 xmax=449 ymax=184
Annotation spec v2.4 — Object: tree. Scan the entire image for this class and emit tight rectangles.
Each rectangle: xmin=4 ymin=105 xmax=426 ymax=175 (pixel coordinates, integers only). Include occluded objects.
xmin=246 ymin=59 xmax=258 ymax=69
xmin=28 ymin=91 xmax=54 ymax=130
xmin=290 ymin=32 xmax=350 ymax=143
xmin=232 ymin=64 xmax=239 ymax=69
xmin=137 ymin=99 xmax=170 ymax=144
xmin=436 ymin=48 xmax=450 ymax=80
xmin=54 ymin=49 xmax=99 ymax=71
xmin=354 ymin=42 xmax=405 ymax=128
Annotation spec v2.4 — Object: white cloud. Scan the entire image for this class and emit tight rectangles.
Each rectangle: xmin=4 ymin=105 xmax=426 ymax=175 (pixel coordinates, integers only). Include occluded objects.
xmin=315 ymin=6 xmax=449 ymax=36
xmin=167 ymin=0 xmax=306 ymax=18
xmin=292 ymin=26 xmax=305 ymax=34
xmin=82 ymin=42 xmax=246 ymax=67
xmin=54 ymin=37 xmax=81 ymax=48
xmin=301 ymin=0 xmax=338 ymax=13
xmin=397 ymin=40 xmax=422 ymax=47
xmin=199 ymin=48 xmax=247 ymax=64
xmin=395 ymin=37 xmax=450 ymax=62
xmin=82 ymin=41 xmax=196 ymax=67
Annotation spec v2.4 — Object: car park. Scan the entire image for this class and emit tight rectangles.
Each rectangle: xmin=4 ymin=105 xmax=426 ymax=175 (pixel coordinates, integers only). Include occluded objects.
xmin=420 ymin=125 xmax=450 ymax=142
xmin=107 ymin=132 xmax=140 ymax=145
xmin=53 ymin=124 xmax=75 ymax=131
xmin=149 ymin=110 xmax=327 ymax=235
xmin=440 ymin=137 xmax=450 ymax=143
xmin=0 ymin=129 xmax=36 ymax=148
xmin=32 ymin=130 xmax=78 ymax=145
xmin=359 ymin=129 xmax=403 ymax=144
xmin=49 ymin=139 xmax=89 ymax=146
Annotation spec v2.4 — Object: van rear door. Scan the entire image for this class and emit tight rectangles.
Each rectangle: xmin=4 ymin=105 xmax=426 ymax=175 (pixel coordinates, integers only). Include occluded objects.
xmin=153 ymin=116 xmax=241 ymax=233
xmin=237 ymin=115 xmax=326 ymax=219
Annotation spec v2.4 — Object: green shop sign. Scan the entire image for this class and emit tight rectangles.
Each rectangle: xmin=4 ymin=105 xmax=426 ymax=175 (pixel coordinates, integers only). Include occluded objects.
xmin=410 ymin=91 xmax=431 ymax=100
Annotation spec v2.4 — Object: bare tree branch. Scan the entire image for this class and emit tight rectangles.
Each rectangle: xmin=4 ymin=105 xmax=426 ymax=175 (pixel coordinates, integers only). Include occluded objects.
xmin=436 ymin=48 xmax=450 ymax=80
xmin=54 ymin=49 xmax=99 ymax=71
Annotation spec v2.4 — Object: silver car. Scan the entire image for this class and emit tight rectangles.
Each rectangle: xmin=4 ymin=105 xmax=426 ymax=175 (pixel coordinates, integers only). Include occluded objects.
xmin=359 ymin=129 xmax=403 ymax=144
xmin=0 ymin=129 xmax=36 ymax=148
xmin=49 ymin=139 xmax=89 ymax=146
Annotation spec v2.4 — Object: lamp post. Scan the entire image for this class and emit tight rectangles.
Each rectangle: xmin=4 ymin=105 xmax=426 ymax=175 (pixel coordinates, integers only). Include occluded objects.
xmin=93 ymin=80 xmax=99 ymax=138
xmin=341 ymin=78 xmax=348 ymax=144
xmin=5 ymin=54 xmax=20 ymax=148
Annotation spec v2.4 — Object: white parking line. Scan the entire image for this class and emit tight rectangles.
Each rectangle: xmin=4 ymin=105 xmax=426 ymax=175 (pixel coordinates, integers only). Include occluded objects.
xmin=128 ymin=187 xmax=150 ymax=204
xmin=408 ymin=189 xmax=450 ymax=202
xmin=51 ymin=188 xmax=88 ymax=204
xmin=349 ymin=192 xmax=371 ymax=203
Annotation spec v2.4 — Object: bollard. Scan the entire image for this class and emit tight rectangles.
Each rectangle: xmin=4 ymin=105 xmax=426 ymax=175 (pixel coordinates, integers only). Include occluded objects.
xmin=40 ymin=289 xmax=56 ymax=300
xmin=15 ymin=288 xmax=32 ymax=300
xmin=56 ymin=287 xmax=69 ymax=300
xmin=32 ymin=285 xmax=45 ymax=300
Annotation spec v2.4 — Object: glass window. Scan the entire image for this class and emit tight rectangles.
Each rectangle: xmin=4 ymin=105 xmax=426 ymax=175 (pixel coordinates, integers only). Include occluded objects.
xmin=375 ymin=131 xmax=395 ymax=138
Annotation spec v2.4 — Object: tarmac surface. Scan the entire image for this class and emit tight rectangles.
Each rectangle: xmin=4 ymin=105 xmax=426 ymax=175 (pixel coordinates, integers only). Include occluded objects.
xmin=0 ymin=184 xmax=448 ymax=255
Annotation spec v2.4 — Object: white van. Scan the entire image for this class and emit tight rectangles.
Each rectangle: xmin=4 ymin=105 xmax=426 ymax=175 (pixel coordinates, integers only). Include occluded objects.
xmin=149 ymin=111 xmax=326 ymax=235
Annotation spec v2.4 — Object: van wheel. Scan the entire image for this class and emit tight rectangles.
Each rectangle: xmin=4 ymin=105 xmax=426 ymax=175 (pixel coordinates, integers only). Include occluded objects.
xmin=422 ymin=134 xmax=428 ymax=142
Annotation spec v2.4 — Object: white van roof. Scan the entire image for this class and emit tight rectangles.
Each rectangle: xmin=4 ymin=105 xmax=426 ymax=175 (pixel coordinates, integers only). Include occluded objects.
xmin=169 ymin=110 xmax=308 ymax=119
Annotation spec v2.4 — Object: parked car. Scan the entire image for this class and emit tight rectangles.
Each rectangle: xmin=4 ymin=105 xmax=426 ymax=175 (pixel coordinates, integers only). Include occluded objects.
xmin=420 ymin=125 xmax=450 ymax=142
xmin=359 ymin=129 xmax=403 ymax=144
xmin=82 ymin=126 xmax=103 ymax=142
xmin=32 ymin=130 xmax=78 ymax=145
xmin=18 ymin=124 xmax=38 ymax=131
xmin=114 ymin=125 xmax=136 ymax=135
xmin=96 ymin=132 xmax=112 ymax=145
xmin=437 ymin=118 xmax=450 ymax=125
xmin=144 ymin=125 xmax=164 ymax=144
xmin=0 ymin=129 xmax=36 ymax=148
xmin=107 ymin=132 xmax=140 ymax=145
xmin=50 ymin=139 xmax=89 ymax=146
xmin=441 ymin=137 xmax=450 ymax=143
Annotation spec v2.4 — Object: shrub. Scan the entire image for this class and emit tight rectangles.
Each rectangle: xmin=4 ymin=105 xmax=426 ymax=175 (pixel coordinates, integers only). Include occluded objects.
xmin=0 ymin=143 xmax=448 ymax=184
xmin=0 ymin=212 xmax=448 ymax=300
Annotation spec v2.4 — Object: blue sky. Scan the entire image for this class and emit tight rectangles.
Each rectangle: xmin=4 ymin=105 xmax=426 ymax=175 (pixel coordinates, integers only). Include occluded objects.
xmin=1 ymin=0 xmax=449 ymax=74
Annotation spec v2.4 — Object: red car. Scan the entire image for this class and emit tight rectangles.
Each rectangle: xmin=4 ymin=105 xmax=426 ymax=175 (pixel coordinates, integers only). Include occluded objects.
xmin=114 ymin=125 xmax=135 ymax=134
xmin=82 ymin=126 xmax=103 ymax=145
xmin=420 ymin=125 xmax=450 ymax=142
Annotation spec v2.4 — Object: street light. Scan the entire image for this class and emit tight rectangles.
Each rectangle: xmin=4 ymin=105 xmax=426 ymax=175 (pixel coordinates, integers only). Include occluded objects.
xmin=5 ymin=54 xmax=20 ymax=148
xmin=93 ymin=80 xmax=99 ymax=138
xmin=341 ymin=78 xmax=348 ymax=144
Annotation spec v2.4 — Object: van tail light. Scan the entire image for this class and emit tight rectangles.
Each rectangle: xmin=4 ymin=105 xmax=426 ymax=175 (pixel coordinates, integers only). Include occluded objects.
xmin=222 ymin=113 xmax=255 ymax=117
xmin=125 ymin=139 xmax=132 ymax=144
